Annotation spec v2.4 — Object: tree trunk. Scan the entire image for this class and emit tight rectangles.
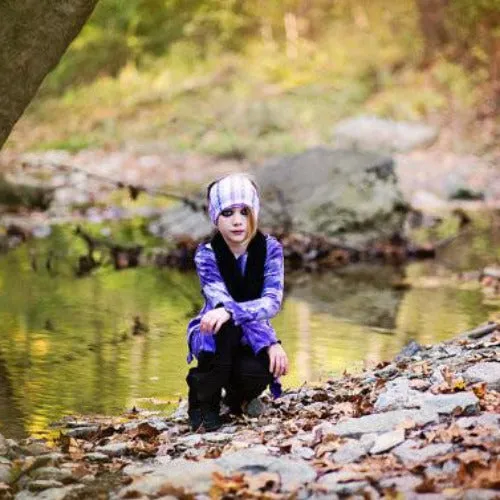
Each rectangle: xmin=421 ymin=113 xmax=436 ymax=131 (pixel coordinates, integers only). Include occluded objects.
xmin=0 ymin=1 xmax=99 ymax=149
xmin=415 ymin=0 xmax=450 ymax=64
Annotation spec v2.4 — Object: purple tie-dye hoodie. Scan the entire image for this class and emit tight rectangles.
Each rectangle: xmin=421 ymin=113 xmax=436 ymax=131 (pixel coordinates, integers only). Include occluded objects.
xmin=187 ymin=234 xmax=284 ymax=363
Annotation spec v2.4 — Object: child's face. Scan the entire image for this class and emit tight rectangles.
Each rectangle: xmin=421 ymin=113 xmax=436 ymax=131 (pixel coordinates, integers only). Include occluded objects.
xmin=217 ymin=205 xmax=250 ymax=247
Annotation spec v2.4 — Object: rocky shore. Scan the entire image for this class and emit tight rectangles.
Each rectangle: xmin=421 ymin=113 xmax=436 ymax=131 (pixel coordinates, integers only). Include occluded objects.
xmin=1 ymin=323 xmax=499 ymax=500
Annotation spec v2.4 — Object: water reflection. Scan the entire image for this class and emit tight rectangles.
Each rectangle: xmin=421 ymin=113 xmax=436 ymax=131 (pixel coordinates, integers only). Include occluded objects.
xmin=0 ymin=222 xmax=497 ymax=439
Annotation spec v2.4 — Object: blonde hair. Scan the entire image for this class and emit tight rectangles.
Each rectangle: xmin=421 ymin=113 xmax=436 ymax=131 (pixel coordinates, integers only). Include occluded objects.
xmin=244 ymin=207 xmax=258 ymax=244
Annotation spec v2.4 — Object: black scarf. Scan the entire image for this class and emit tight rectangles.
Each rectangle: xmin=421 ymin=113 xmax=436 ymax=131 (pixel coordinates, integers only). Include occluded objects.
xmin=211 ymin=230 xmax=267 ymax=301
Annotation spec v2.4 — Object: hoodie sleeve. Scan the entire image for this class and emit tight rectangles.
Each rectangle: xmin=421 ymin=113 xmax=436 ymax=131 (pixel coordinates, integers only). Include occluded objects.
xmin=195 ymin=237 xmax=285 ymax=326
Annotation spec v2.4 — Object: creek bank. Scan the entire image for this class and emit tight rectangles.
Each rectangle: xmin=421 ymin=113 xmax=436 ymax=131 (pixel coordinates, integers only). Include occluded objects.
xmin=0 ymin=323 xmax=498 ymax=499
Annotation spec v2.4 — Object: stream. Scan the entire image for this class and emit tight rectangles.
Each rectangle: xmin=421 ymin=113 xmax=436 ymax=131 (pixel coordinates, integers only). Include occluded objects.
xmin=0 ymin=218 xmax=498 ymax=440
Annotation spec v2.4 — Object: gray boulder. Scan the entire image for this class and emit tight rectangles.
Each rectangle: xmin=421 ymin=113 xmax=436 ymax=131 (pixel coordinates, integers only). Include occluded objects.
xmin=155 ymin=148 xmax=406 ymax=248
xmin=463 ymin=362 xmax=500 ymax=391
xmin=332 ymin=116 xmax=438 ymax=153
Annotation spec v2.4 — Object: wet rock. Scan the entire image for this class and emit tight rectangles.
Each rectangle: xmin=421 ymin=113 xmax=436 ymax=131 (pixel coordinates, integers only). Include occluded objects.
xmin=332 ymin=116 xmax=438 ymax=153
xmin=0 ymin=433 xmax=9 ymax=456
xmin=394 ymin=341 xmax=423 ymax=361
xmin=66 ymin=426 xmax=98 ymax=439
xmin=291 ymin=445 xmax=315 ymax=461
xmin=216 ymin=450 xmax=317 ymax=492
xmin=15 ymin=484 xmax=85 ymax=500
xmin=0 ymin=462 xmax=12 ymax=483
xmin=331 ymin=440 xmax=366 ymax=464
xmin=31 ymin=454 xmax=65 ymax=471
xmin=84 ymin=452 xmax=109 ymax=462
xmin=369 ymin=429 xmax=405 ymax=454
xmin=118 ymin=460 xmax=222 ymax=497
xmin=94 ymin=442 xmax=128 ymax=457
xmin=28 ymin=480 xmax=64 ymax=491
xmin=30 ymin=467 xmax=74 ymax=484
xmin=392 ymin=440 xmax=453 ymax=466
xmin=463 ymin=362 xmax=500 ymax=391
xmin=19 ymin=442 xmax=50 ymax=457
xmin=332 ymin=409 xmax=438 ymax=437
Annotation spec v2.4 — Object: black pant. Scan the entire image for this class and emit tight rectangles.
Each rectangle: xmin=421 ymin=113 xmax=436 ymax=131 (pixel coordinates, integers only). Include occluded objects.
xmin=186 ymin=321 xmax=273 ymax=414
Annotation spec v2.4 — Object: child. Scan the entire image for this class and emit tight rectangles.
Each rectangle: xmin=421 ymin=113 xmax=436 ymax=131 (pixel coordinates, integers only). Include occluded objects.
xmin=186 ymin=174 xmax=289 ymax=432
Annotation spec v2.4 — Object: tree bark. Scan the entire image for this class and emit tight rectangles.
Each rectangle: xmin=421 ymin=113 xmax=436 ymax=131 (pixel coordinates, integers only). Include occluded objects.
xmin=0 ymin=1 xmax=99 ymax=149
xmin=415 ymin=0 xmax=450 ymax=64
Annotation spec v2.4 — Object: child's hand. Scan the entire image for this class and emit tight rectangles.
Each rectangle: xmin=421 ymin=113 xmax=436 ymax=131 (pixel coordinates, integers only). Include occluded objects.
xmin=200 ymin=308 xmax=231 ymax=334
xmin=267 ymin=343 xmax=288 ymax=377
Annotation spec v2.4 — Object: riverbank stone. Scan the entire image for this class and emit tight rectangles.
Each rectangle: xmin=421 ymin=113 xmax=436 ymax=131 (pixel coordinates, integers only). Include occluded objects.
xmin=0 ymin=462 xmax=12 ymax=483
xmin=0 ymin=433 xmax=8 ymax=457
xmin=119 ymin=460 xmax=222 ymax=497
xmin=392 ymin=440 xmax=453 ymax=466
xmin=94 ymin=442 xmax=128 ymax=457
xmin=332 ymin=116 xmax=438 ymax=153
xmin=331 ymin=409 xmax=438 ymax=437
xmin=216 ymin=450 xmax=317 ymax=492
xmin=331 ymin=440 xmax=366 ymax=464
xmin=463 ymin=362 xmax=500 ymax=391
xmin=369 ymin=429 xmax=406 ymax=454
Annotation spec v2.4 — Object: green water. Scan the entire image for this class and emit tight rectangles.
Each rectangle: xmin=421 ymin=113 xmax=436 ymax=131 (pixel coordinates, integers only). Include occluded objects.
xmin=0 ymin=222 xmax=498 ymax=439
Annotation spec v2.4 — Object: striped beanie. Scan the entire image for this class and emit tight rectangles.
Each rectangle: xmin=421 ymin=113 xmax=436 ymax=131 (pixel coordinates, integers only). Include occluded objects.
xmin=207 ymin=174 xmax=260 ymax=225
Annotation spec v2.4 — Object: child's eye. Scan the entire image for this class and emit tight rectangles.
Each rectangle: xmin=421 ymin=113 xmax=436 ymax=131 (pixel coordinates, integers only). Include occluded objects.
xmin=240 ymin=207 xmax=249 ymax=216
xmin=221 ymin=209 xmax=234 ymax=217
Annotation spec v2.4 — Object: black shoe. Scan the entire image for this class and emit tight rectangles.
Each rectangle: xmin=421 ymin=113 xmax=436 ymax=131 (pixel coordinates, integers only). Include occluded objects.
xmin=202 ymin=410 xmax=222 ymax=432
xmin=188 ymin=408 xmax=203 ymax=432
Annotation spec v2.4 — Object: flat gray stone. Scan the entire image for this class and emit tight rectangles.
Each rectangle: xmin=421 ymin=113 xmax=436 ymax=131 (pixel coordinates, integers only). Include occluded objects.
xmin=370 ymin=429 xmax=405 ymax=454
xmin=318 ymin=472 xmax=369 ymax=495
xmin=331 ymin=440 xmax=366 ymax=464
xmin=393 ymin=440 xmax=453 ymax=466
xmin=216 ymin=450 xmax=317 ymax=492
xmin=374 ymin=378 xmax=418 ymax=411
xmin=119 ymin=460 xmax=222 ymax=497
xmin=379 ymin=475 xmax=422 ymax=492
xmin=175 ymin=434 xmax=203 ymax=447
xmin=463 ymin=489 xmax=500 ymax=500
xmin=456 ymin=413 xmax=500 ymax=429
xmin=332 ymin=409 xmax=438 ymax=437
xmin=202 ymin=432 xmax=232 ymax=444
xmin=463 ymin=362 xmax=500 ymax=390
xmin=332 ymin=116 xmax=438 ymax=153
xmin=375 ymin=379 xmax=479 ymax=415
xmin=94 ymin=442 xmax=128 ymax=457
xmin=419 ymin=392 xmax=479 ymax=415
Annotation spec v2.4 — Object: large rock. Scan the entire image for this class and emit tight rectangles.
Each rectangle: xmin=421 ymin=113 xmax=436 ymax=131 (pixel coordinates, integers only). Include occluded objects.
xmin=155 ymin=148 xmax=406 ymax=248
xmin=332 ymin=116 xmax=438 ymax=153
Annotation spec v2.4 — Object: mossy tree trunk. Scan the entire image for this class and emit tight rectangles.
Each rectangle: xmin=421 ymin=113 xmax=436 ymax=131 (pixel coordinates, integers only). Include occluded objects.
xmin=0 ymin=1 xmax=99 ymax=149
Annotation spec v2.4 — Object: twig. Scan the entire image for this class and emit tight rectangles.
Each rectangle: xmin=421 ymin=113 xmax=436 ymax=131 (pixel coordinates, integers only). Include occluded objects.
xmin=20 ymin=159 xmax=205 ymax=212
